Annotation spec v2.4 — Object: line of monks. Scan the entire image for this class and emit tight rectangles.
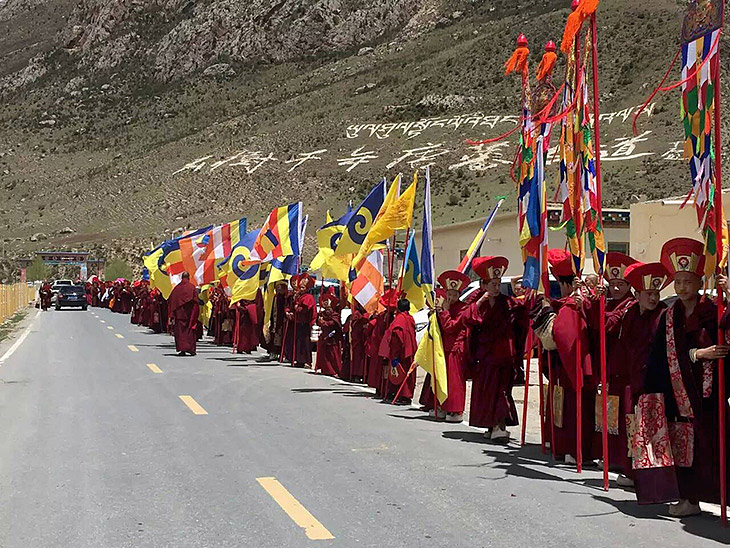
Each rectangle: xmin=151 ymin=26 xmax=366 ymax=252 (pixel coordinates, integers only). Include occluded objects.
xmin=95 ymin=235 xmax=730 ymax=519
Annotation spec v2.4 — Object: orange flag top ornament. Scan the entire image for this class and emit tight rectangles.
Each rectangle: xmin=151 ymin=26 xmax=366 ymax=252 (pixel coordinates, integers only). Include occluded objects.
xmin=504 ymin=34 xmax=530 ymax=77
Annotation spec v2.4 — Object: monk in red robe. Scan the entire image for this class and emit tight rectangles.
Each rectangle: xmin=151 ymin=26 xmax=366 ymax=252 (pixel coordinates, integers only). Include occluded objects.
xmin=315 ymin=289 xmax=343 ymax=377
xmin=282 ymin=273 xmax=316 ymax=368
xmin=365 ymin=290 xmax=398 ymax=398
xmin=345 ymin=303 xmax=369 ymax=382
xmin=233 ymin=298 xmax=260 ymax=354
xmin=213 ymin=290 xmax=234 ymax=346
xmin=532 ymin=249 xmax=597 ymax=463
xmin=263 ymin=281 xmax=288 ymax=360
xmin=39 ymin=282 xmax=52 ymax=311
xmin=635 ymin=238 xmax=730 ymax=517
xmin=119 ymin=281 xmax=133 ymax=314
xmin=465 ymin=257 xmax=527 ymax=440
xmin=379 ymin=297 xmax=417 ymax=405
xmin=594 ymin=261 xmax=669 ymax=488
xmin=168 ymin=272 xmax=200 ymax=356
xmin=420 ymin=273 xmax=473 ymax=423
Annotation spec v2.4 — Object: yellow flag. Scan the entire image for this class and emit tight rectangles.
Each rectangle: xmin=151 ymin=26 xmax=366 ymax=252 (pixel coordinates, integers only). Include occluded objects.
xmin=310 ymin=210 xmax=352 ymax=281
xmin=352 ymin=174 xmax=417 ymax=270
xmin=144 ymin=248 xmax=174 ymax=299
xmin=415 ymin=313 xmax=448 ymax=404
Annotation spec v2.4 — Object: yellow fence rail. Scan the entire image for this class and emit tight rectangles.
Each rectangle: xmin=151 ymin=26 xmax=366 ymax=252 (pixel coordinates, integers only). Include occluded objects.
xmin=0 ymin=283 xmax=35 ymax=324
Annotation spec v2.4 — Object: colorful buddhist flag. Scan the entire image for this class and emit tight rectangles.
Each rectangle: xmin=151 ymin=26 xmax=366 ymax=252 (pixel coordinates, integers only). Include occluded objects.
xmin=457 ymin=198 xmax=505 ymax=275
xmin=335 ymin=178 xmax=387 ymax=257
xmin=350 ymin=250 xmax=384 ymax=314
xmin=247 ymin=203 xmax=303 ymax=264
xmin=400 ymin=231 xmax=424 ymax=312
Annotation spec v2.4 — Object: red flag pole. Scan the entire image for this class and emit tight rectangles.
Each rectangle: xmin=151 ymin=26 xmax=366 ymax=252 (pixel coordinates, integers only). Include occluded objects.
xmin=711 ymin=46 xmax=727 ymax=526
xmin=590 ymin=13 xmax=610 ymax=492
xmin=575 ymin=332 xmax=583 ymax=473
xmin=521 ymin=330 xmax=534 ymax=445
xmin=547 ymin=348 xmax=556 ymax=459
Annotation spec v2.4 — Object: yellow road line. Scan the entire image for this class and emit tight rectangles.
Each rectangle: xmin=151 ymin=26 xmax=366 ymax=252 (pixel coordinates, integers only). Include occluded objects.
xmin=115 ymin=334 xmax=124 ymax=339
xmin=107 ymin=326 xmax=113 ymax=330
xmin=100 ymin=320 xmax=106 ymax=323
xmin=128 ymin=345 xmax=139 ymax=352
xmin=179 ymin=395 xmax=208 ymax=415
xmin=147 ymin=363 xmax=162 ymax=373
xmin=256 ymin=477 xmax=334 ymax=540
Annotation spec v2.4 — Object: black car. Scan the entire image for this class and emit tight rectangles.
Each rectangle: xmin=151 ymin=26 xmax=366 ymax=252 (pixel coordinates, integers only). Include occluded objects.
xmin=56 ymin=285 xmax=88 ymax=310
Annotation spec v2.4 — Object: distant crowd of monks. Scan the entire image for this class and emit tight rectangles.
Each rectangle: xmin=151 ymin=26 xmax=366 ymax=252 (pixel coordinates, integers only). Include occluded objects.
xmin=77 ymin=235 xmax=729 ymax=519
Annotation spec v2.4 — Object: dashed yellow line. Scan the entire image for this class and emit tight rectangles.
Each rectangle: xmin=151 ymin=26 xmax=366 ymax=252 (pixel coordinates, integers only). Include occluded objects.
xmin=146 ymin=363 xmax=162 ymax=373
xmin=107 ymin=326 xmax=114 ymax=330
xmin=179 ymin=395 xmax=208 ymax=415
xmin=128 ymin=345 xmax=138 ymax=352
xmin=256 ymin=477 xmax=334 ymax=540
xmin=115 ymin=333 xmax=124 ymax=339
xmin=100 ymin=320 xmax=106 ymax=324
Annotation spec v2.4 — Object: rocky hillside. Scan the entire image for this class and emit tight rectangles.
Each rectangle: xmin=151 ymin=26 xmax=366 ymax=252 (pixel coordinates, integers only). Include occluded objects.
xmin=0 ymin=0 xmax=725 ymax=278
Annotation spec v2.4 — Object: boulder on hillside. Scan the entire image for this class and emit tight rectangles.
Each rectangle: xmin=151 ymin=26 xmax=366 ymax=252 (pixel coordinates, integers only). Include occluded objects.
xmin=202 ymin=63 xmax=236 ymax=78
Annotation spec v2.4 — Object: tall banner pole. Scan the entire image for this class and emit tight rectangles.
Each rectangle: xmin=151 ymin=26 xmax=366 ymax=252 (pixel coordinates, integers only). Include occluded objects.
xmin=590 ymin=12 xmax=610 ymax=493
xmin=712 ymin=44 xmax=727 ymax=526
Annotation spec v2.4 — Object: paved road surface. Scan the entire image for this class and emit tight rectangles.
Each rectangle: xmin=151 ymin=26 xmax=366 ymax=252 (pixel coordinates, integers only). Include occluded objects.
xmin=0 ymin=308 xmax=728 ymax=547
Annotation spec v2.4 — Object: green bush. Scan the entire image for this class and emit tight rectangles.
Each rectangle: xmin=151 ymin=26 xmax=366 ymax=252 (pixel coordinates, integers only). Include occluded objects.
xmin=105 ymin=258 xmax=133 ymax=281
xmin=26 ymin=257 xmax=49 ymax=282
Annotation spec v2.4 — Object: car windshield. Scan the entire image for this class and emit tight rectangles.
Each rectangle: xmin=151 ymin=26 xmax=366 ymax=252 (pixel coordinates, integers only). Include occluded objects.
xmin=59 ymin=286 xmax=84 ymax=294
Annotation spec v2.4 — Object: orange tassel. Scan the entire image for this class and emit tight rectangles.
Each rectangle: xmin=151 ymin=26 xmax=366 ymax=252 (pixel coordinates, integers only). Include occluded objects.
xmin=536 ymin=51 xmax=557 ymax=81
xmin=505 ymin=46 xmax=529 ymax=76
xmin=560 ymin=0 xmax=600 ymax=53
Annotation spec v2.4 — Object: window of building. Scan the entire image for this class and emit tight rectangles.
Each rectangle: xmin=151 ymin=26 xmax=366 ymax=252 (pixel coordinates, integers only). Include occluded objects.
xmin=607 ymin=241 xmax=629 ymax=254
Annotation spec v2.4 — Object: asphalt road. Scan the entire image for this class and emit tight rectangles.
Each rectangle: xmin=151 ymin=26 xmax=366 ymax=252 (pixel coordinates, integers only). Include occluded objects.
xmin=0 ymin=307 xmax=728 ymax=548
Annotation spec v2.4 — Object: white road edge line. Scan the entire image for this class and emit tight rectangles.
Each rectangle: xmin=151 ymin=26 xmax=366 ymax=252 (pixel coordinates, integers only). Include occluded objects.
xmin=0 ymin=310 xmax=40 ymax=366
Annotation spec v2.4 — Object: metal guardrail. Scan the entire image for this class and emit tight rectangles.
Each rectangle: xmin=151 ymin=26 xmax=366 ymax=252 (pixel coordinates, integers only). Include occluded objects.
xmin=0 ymin=283 xmax=35 ymax=324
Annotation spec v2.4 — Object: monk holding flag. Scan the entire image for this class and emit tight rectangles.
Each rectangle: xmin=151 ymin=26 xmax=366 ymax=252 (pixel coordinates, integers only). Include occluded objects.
xmin=379 ymin=297 xmax=417 ymax=405
xmin=314 ymin=289 xmax=343 ymax=377
xmin=168 ymin=272 xmax=200 ymax=356
xmin=282 ymin=273 xmax=316 ymax=368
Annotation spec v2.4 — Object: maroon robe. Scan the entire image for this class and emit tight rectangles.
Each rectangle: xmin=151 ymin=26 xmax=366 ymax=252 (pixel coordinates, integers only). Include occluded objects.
xmin=264 ymin=291 xmax=288 ymax=356
xmin=39 ymin=284 xmax=52 ymax=311
xmin=591 ymin=300 xmax=665 ymax=476
xmin=379 ymin=311 xmax=417 ymax=403
xmin=120 ymin=286 xmax=133 ymax=314
xmin=636 ymin=298 xmax=730 ymax=505
xmin=213 ymin=294 xmax=234 ymax=346
xmin=420 ymin=301 xmax=473 ymax=414
xmin=365 ymin=312 xmax=390 ymax=396
xmin=346 ymin=309 xmax=369 ymax=381
xmin=315 ymin=310 xmax=343 ymax=377
xmin=233 ymin=300 xmax=260 ymax=354
xmin=168 ymin=279 xmax=200 ymax=354
xmin=466 ymin=293 xmax=527 ymax=428
xmin=547 ymin=296 xmax=599 ymax=460
xmin=283 ymin=292 xmax=316 ymax=366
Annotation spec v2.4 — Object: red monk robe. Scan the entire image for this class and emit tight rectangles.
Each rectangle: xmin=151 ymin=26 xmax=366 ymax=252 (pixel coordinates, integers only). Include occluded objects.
xmin=315 ymin=290 xmax=343 ymax=377
xmin=379 ymin=302 xmax=417 ymax=405
xmin=601 ymin=290 xmax=666 ymax=478
xmin=120 ymin=282 xmax=133 ymax=314
xmin=233 ymin=299 xmax=260 ymax=354
xmin=465 ymin=258 xmax=527 ymax=438
xmin=343 ymin=306 xmax=368 ymax=381
xmin=168 ymin=274 xmax=200 ymax=356
xmin=213 ymin=292 xmax=234 ymax=346
xmin=365 ymin=311 xmax=389 ymax=396
xmin=634 ymin=238 xmax=730 ymax=516
xmin=282 ymin=273 xmax=316 ymax=367
xmin=263 ymin=282 xmax=288 ymax=358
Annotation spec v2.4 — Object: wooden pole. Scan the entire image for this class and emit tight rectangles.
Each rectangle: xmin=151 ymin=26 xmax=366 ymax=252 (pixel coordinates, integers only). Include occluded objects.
xmin=548 ymin=349 xmax=556 ymax=459
xmin=575 ymin=332 xmax=583 ymax=473
xmin=521 ymin=330 xmax=534 ymax=445
xmin=538 ymin=340 xmax=546 ymax=454
xmin=711 ymin=46 xmax=727 ymax=526
xmin=590 ymin=13 xmax=610 ymax=491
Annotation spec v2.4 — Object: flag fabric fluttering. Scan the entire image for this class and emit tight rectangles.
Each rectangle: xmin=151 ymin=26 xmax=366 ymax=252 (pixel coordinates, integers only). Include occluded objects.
xmin=557 ymin=41 xmax=585 ymax=275
xmin=680 ymin=27 xmax=727 ymax=276
xmin=218 ymin=229 xmax=263 ymax=304
xmin=415 ymin=314 xmax=448 ymax=404
xmin=349 ymin=250 xmax=385 ymax=314
xmin=414 ymin=166 xmax=447 ymax=404
xmin=195 ymin=218 xmax=247 ymax=285
xmin=400 ymin=231 xmax=424 ymax=312
xmin=576 ymin=34 xmax=605 ymax=276
xmin=420 ymin=167 xmax=436 ymax=307
xmin=310 ymin=208 xmax=354 ymax=281
xmin=144 ymin=226 xmax=212 ymax=298
xmin=246 ymin=203 xmax=303 ymax=265
xmin=457 ymin=198 xmax=505 ymax=275
xmin=335 ymin=178 xmax=387 ymax=257
xmin=352 ymin=174 xmax=416 ymax=272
